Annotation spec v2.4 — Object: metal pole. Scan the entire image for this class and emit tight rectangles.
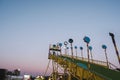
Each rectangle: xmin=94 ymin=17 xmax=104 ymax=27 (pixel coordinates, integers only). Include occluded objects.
xmin=90 ymin=50 xmax=93 ymax=62
xmin=59 ymin=43 xmax=62 ymax=56
xmin=83 ymin=36 xmax=91 ymax=70
xmin=64 ymin=41 xmax=68 ymax=55
xmin=75 ymin=46 xmax=77 ymax=58
xmin=102 ymin=44 xmax=109 ymax=68
xmin=89 ymin=46 xmax=93 ymax=62
xmin=109 ymin=32 xmax=120 ymax=65
xmin=87 ymin=43 xmax=90 ymax=69
xmin=68 ymin=38 xmax=74 ymax=59
xmin=68 ymin=38 xmax=73 ymax=80
xmin=71 ymin=43 xmax=73 ymax=59
xmin=105 ymin=49 xmax=109 ymax=68
xmin=65 ymin=45 xmax=67 ymax=55
xmin=81 ymin=50 xmax=83 ymax=60
xmin=76 ymin=49 xmax=77 ymax=58
xmin=80 ymin=47 xmax=83 ymax=60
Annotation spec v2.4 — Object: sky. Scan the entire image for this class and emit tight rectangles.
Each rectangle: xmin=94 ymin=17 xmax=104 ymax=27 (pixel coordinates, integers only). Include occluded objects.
xmin=0 ymin=0 xmax=120 ymax=76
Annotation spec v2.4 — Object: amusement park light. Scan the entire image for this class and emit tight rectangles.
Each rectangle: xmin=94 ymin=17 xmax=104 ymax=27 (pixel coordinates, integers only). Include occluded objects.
xmin=74 ymin=46 xmax=78 ymax=58
xmin=74 ymin=46 xmax=77 ymax=49
xmin=83 ymin=36 xmax=90 ymax=43
xmin=67 ymin=47 xmax=69 ymax=49
xmin=102 ymin=44 xmax=107 ymax=49
xmin=80 ymin=46 xmax=83 ymax=60
xmin=68 ymin=38 xmax=73 ymax=43
xmin=68 ymin=38 xmax=74 ymax=58
xmin=64 ymin=41 xmax=68 ymax=45
xmin=89 ymin=46 xmax=93 ymax=62
xmin=109 ymin=32 xmax=114 ymax=37
xmin=53 ymin=44 xmax=56 ymax=48
xmin=109 ymin=32 xmax=120 ymax=65
xmin=80 ymin=46 xmax=83 ymax=50
xmin=59 ymin=43 xmax=62 ymax=47
xmin=83 ymin=36 xmax=91 ymax=69
xmin=102 ymin=44 xmax=109 ymax=68
xmin=88 ymin=46 xmax=92 ymax=51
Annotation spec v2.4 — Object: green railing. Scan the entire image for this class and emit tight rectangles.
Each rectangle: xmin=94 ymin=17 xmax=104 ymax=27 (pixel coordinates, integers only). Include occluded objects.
xmin=60 ymin=55 xmax=120 ymax=80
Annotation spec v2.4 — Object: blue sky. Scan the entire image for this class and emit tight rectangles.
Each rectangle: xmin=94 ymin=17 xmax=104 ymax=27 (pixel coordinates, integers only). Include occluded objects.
xmin=0 ymin=0 xmax=120 ymax=76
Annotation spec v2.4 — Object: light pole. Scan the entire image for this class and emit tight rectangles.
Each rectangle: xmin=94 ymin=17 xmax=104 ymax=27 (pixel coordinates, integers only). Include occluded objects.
xmin=89 ymin=46 xmax=93 ymax=62
xmin=63 ymin=41 xmax=68 ymax=80
xmin=109 ymin=32 xmax=120 ymax=66
xmin=102 ymin=44 xmax=109 ymax=68
xmin=53 ymin=44 xmax=56 ymax=56
xmin=68 ymin=38 xmax=74 ymax=59
xmin=59 ymin=43 xmax=62 ymax=55
xmin=83 ymin=36 xmax=91 ymax=69
xmin=74 ymin=46 xmax=77 ymax=58
xmin=64 ymin=41 xmax=68 ymax=55
xmin=68 ymin=38 xmax=73 ymax=80
xmin=67 ymin=47 xmax=69 ymax=55
xmin=80 ymin=46 xmax=83 ymax=60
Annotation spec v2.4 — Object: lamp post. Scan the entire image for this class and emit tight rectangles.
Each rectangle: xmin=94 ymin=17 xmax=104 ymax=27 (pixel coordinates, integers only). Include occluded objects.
xmin=80 ymin=46 xmax=83 ymax=60
xmin=64 ymin=41 xmax=68 ymax=55
xmin=59 ymin=43 xmax=62 ymax=55
xmin=102 ymin=44 xmax=109 ymax=68
xmin=89 ymin=46 xmax=93 ymax=62
xmin=68 ymin=38 xmax=73 ymax=80
xmin=67 ymin=47 xmax=69 ymax=55
xmin=68 ymin=38 xmax=74 ymax=59
xmin=83 ymin=36 xmax=91 ymax=69
xmin=74 ymin=46 xmax=77 ymax=58
xmin=109 ymin=32 xmax=120 ymax=66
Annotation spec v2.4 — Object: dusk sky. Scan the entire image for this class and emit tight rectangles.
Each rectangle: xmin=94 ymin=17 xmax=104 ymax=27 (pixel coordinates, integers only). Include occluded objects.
xmin=0 ymin=0 xmax=120 ymax=76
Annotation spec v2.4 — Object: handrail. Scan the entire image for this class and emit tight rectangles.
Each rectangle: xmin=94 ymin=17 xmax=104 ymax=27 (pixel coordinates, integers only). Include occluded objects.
xmin=63 ymin=54 xmax=107 ymax=67
xmin=109 ymin=62 xmax=119 ymax=70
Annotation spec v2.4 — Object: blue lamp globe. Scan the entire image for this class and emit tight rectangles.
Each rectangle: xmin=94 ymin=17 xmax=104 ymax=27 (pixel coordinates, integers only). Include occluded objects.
xmin=67 ymin=47 xmax=69 ymax=49
xmin=83 ymin=36 xmax=90 ymax=43
xmin=59 ymin=43 xmax=62 ymax=47
xmin=89 ymin=46 xmax=92 ymax=51
xmin=80 ymin=46 xmax=83 ymax=50
xmin=68 ymin=38 xmax=73 ymax=43
xmin=53 ymin=44 xmax=56 ymax=48
xmin=102 ymin=44 xmax=107 ymax=49
xmin=74 ymin=46 xmax=77 ymax=49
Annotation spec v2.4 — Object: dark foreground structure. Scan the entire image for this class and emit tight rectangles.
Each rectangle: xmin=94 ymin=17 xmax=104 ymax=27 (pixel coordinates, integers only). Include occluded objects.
xmin=0 ymin=69 xmax=8 ymax=80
